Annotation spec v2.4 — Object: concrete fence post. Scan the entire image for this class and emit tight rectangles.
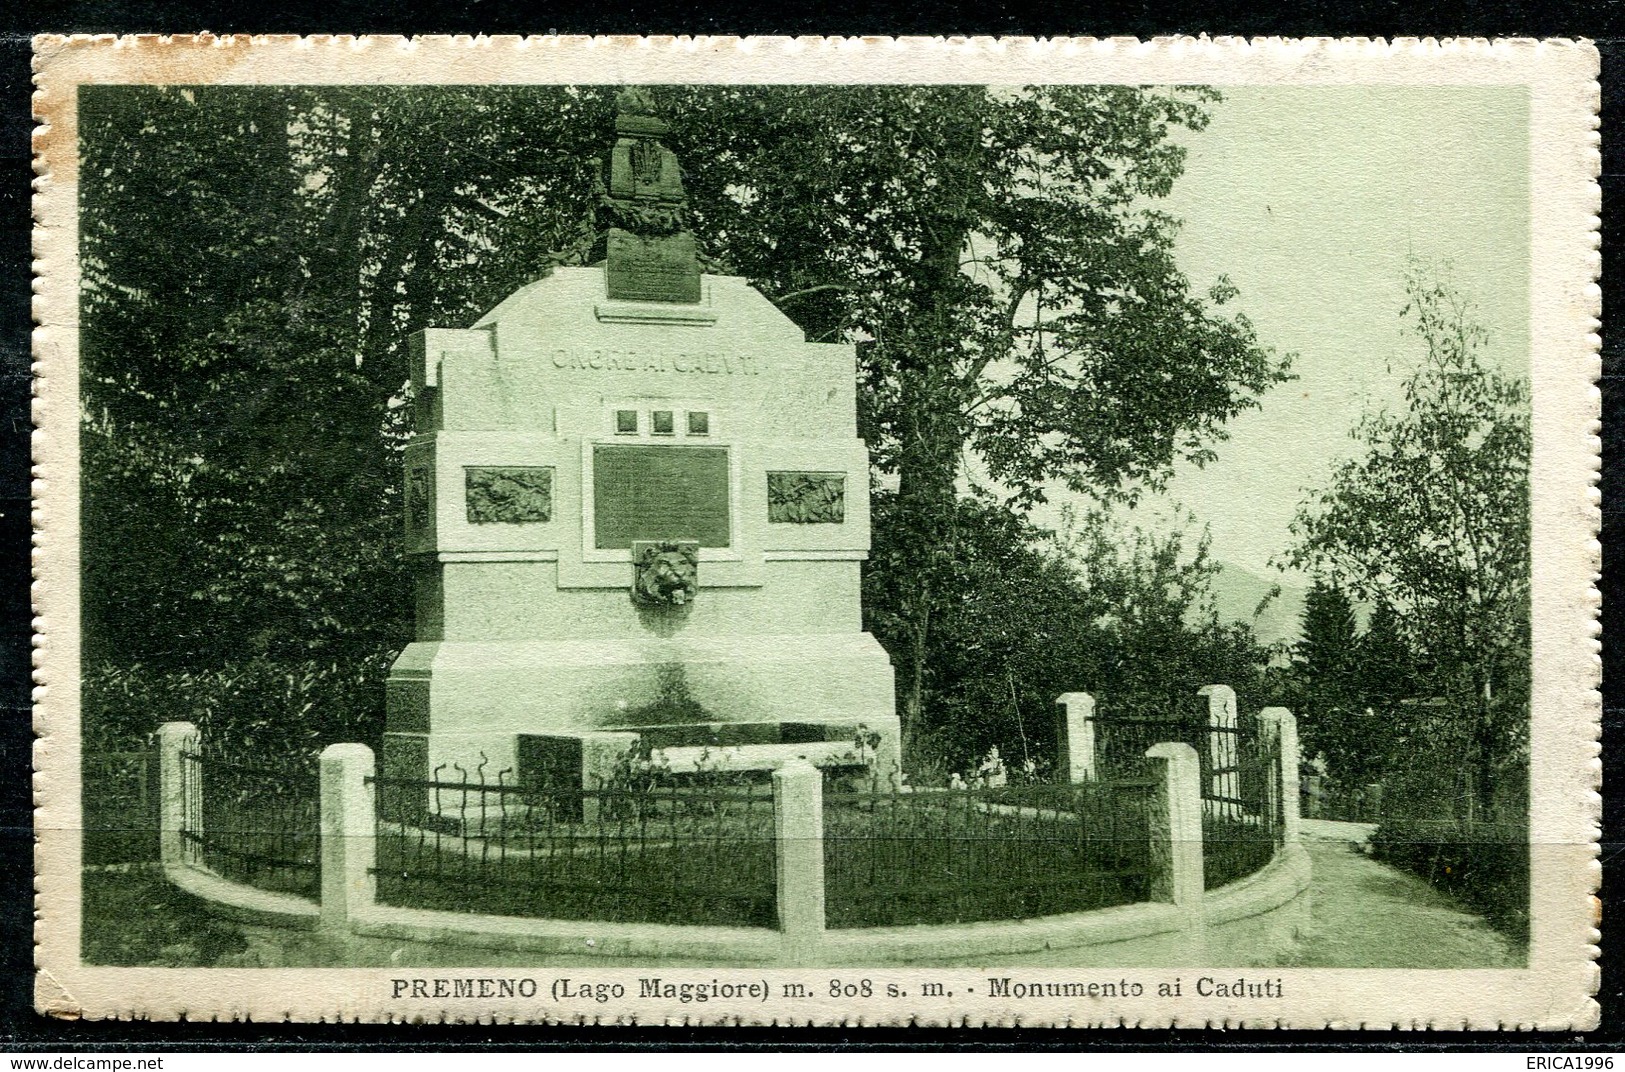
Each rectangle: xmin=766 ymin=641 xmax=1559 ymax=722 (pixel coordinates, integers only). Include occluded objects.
xmin=1145 ymin=741 xmax=1206 ymax=960
xmin=320 ymin=743 xmax=377 ymax=931
xmin=1144 ymin=740 xmax=1209 ymax=961
xmin=772 ymin=759 xmax=826 ymax=963
xmin=1259 ymin=707 xmax=1302 ymax=845
xmin=1055 ymin=692 xmax=1097 ymax=782
xmin=156 ymin=721 xmax=200 ymax=869
xmin=1145 ymin=742 xmax=1204 ymax=909
xmin=1197 ymin=684 xmax=1238 ymax=808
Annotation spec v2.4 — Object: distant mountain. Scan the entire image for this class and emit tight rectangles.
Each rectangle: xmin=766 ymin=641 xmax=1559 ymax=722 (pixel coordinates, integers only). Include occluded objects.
xmin=1208 ymin=560 xmax=1308 ymax=649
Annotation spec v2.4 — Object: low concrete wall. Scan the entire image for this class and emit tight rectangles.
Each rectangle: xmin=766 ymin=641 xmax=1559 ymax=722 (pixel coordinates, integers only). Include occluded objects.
xmin=789 ymin=838 xmax=1310 ymax=967
xmin=821 ymin=901 xmax=1192 ymax=967
xmin=342 ymin=844 xmax=1307 ymax=967
xmin=163 ymin=863 xmax=320 ymax=931
xmin=160 ymin=847 xmax=1309 ymax=968
xmin=351 ymin=904 xmax=782 ymax=963
xmin=157 ymin=713 xmax=1311 ymax=967
xmin=1203 ymin=842 xmax=1313 ymax=966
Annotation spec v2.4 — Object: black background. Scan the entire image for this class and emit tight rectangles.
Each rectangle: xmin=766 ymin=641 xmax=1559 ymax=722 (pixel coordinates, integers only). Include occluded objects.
xmin=0 ymin=3 xmax=1618 ymax=1050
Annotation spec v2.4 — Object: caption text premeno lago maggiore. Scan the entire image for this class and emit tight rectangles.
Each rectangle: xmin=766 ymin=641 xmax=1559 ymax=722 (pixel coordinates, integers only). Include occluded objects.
xmin=387 ymin=975 xmax=1286 ymax=1005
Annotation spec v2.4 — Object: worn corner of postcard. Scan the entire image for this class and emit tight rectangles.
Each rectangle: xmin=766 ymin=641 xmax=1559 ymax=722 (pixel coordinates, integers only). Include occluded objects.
xmin=29 ymin=34 xmax=1600 ymax=1029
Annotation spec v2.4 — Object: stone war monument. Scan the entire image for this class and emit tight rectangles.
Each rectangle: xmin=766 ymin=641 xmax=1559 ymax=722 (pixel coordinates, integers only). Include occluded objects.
xmin=384 ymin=91 xmax=900 ymax=800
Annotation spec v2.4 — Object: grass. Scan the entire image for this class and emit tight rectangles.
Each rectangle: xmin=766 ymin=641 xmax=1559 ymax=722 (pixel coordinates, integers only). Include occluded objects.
xmin=822 ymin=789 xmax=1153 ymax=928
xmin=82 ymin=867 xmax=249 ymax=967
xmin=1368 ymin=815 xmax=1529 ymax=945
xmin=373 ymin=784 xmax=1163 ymax=931
xmin=373 ymin=799 xmax=779 ymax=928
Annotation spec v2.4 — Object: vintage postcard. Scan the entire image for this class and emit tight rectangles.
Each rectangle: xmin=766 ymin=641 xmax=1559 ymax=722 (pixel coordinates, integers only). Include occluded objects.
xmin=31 ymin=36 xmax=1599 ymax=1027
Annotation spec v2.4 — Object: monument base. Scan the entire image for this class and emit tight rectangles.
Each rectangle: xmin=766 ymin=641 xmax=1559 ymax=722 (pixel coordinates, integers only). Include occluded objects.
xmin=383 ymin=632 xmax=901 ymax=811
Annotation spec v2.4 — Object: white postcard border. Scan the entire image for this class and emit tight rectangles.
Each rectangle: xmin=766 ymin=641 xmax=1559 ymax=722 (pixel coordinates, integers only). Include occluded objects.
xmin=30 ymin=35 xmax=1601 ymax=1028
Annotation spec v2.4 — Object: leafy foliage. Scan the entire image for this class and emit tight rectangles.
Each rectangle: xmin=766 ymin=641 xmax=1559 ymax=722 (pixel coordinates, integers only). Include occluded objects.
xmin=666 ymin=86 xmax=1289 ymax=501
xmin=665 ymin=85 xmax=1292 ymax=737
xmin=83 ymin=657 xmax=389 ymax=757
xmin=1286 ymin=265 xmax=1530 ymax=814
xmin=79 ymin=85 xmax=627 ymax=744
xmin=80 ymin=84 xmax=1283 ymax=755
xmin=866 ymin=493 xmax=1268 ymax=777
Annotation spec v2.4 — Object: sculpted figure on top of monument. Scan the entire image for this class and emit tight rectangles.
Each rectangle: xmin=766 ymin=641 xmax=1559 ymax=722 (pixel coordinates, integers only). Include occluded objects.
xmin=613 ymin=86 xmax=666 ymax=133
xmin=608 ymin=91 xmax=685 ymax=206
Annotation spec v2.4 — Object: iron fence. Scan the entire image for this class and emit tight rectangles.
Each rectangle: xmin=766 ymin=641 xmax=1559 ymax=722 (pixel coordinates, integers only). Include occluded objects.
xmin=83 ymin=750 xmax=158 ymax=866
xmin=179 ymin=747 xmax=320 ymax=898
xmin=370 ymin=765 xmax=778 ymax=927
xmin=1088 ymin=708 xmax=1210 ymax=779
xmin=1086 ymin=700 xmax=1284 ymax=890
xmin=822 ymin=778 xmax=1158 ymax=928
xmin=1200 ymin=713 xmax=1283 ymax=889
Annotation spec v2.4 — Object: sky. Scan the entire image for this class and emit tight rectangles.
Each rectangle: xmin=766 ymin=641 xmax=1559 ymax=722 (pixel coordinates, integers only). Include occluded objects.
xmin=1039 ymin=86 xmax=1530 ymax=584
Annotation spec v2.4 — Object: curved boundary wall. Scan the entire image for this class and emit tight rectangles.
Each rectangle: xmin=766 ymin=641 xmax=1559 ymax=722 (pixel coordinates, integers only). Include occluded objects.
xmin=340 ymin=840 xmax=1310 ymax=968
xmin=152 ymin=704 xmax=1309 ymax=967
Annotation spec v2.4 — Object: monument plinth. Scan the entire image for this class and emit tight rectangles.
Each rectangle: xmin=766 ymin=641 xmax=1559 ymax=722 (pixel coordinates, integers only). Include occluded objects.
xmin=383 ymin=96 xmax=899 ymax=798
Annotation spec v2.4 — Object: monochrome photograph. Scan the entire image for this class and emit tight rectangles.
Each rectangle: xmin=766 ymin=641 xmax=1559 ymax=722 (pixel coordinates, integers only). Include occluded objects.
xmin=31 ymin=36 xmax=1599 ymax=1027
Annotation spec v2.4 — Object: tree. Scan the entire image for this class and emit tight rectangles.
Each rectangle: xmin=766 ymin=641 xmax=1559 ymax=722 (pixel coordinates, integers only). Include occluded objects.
xmin=78 ymin=85 xmax=638 ymax=744
xmin=1355 ymin=601 xmax=1422 ymax=709
xmin=1290 ymin=581 xmax=1369 ymax=785
xmin=664 ymin=86 xmax=1292 ymax=744
xmin=1286 ymin=266 xmax=1530 ymax=814
xmin=80 ymin=85 xmax=1290 ymax=750
xmin=1296 ymin=581 xmax=1357 ymax=685
xmin=864 ymin=497 xmax=1269 ymax=778
xmin=1052 ymin=506 xmax=1266 ymax=715
xmin=863 ymin=492 xmax=1091 ymax=776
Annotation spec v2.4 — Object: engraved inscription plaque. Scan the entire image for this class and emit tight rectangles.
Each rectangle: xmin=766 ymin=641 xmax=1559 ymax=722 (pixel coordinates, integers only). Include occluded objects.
xmin=593 ymin=444 xmax=730 ymax=549
xmin=606 ymin=229 xmax=702 ymax=304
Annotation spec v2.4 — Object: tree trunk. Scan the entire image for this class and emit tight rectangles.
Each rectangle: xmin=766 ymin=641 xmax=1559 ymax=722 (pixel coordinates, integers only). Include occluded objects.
xmin=1473 ymin=658 xmax=1499 ymax=820
xmin=892 ymin=401 xmax=960 ymax=744
xmin=876 ymin=94 xmax=986 ymax=754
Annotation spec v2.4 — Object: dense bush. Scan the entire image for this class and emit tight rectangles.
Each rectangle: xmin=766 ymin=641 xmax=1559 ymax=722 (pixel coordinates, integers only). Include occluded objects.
xmin=81 ymin=751 xmax=159 ymax=866
xmin=1367 ymin=753 xmax=1530 ymax=945
xmin=1369 ymin=817 xmax=1529 ymax=945
xmin=82 ymin=654 xmax=391 ymax=756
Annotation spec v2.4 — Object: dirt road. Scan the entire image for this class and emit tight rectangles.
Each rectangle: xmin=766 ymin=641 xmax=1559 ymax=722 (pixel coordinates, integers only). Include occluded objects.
xmin=1274 ymin=823 xmax=1523 ymax=968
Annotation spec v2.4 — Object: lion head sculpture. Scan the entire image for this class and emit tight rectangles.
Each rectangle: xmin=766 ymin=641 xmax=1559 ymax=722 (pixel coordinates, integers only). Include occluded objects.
xmin=631 ymin=540 xmax=699 ymax=608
